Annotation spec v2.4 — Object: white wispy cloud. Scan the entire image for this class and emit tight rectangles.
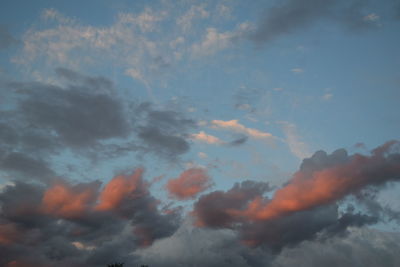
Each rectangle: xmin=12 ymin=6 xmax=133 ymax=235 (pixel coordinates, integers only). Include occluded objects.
xmin=13 ymin=4 xmax=249 ymax=87
xmin=277 ymin=121 xmax=311 ymax=159
xmin=191 ymin=22 xmax=253 ymax=57
xmin=211 ymin=119 xmax=273 ymax=140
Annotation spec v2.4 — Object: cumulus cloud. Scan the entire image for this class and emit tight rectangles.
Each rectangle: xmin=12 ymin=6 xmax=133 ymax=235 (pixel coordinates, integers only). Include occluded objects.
xmin=192 ymin=141 xmax=400 ymax=250
xmin=166 ymin=168 xmax=212 ymax=200
xmin=0 ymin=168 xmax=181 ymax=266
xmin=0 ymin=68 xmax=197 ymax=185
xmin=271 ymin=227 xmax=400 ymax=267
xmin=135 ymin=103 xmax=196 ymax=159
xmin=231 ymin=141 xmax=400 ymax=221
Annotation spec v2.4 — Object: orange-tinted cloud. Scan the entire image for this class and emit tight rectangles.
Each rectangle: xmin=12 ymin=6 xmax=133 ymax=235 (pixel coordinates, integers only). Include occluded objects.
xmin=231 ymin=141 xmax=400 ymax=221
xmin=133 ymin=226 xmax=154 ymax=247
xmin=6 ymin=260 xmax=51 ymax=267
xmin=167 ymin=168 xmax=212 ymax=200
xmin=0 ymin=224 xmax=20 ymax=245
xmin=190 ymin=131 xmax=224 ymax=145
xmin=41 ymin=182 xmax=99 ymax=219
xmin=95 ymin=168 xmax=146 ymax=211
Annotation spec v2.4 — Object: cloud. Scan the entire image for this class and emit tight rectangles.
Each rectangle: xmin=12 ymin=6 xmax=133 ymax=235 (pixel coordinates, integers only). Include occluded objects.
xmin=177 ymin=4 xmax=209 ymax=32
xmin=13 ymin=4 xmax=242 ymax=86
xmin=291 ymin=68 xmax=304 ymax=74
xmin=192 ymin=141 xmax=400 ymax=250
xmin=135 ymin=218 xmax=273 ymax=267
xmin=190 ymin=131 xmax=248 ymax=147
xmin=233 ymin=141 xmax=400 ymax=221
xmin=278 ymin=121 xmax=311 ymax=159
xmin=211 ymin=119 xmax=274 ymax=141
xmin=251 ymin=0 xmax=381 ymax=45
xmin=271 ymin=227 xmax=400 ymax=267
xmin=0 ymin=25 xmax=18 ymax=50
xmin=0 ymin=68 xmax=197 ymax=186
xmin=0 ymin=152 xmax=56 ymax=183
xmin=95 ymin=168 xmax=145 ymax=212
xmin=193 ymin=180 xmax=272 ymax=228
xmin=166 ymin=168 xmax=212 ymax=200
xmin=42 ymin=181 xmax=100 ymax=219
xmin=191 ymin=22 xmax=252 ymax=57
xmin=190 ymin=131 xmax=224 ymax=145
xmin=322 ymin=93 xmax=333 ymax=100
xmin=0 ymin=168 xmax=181 ymax=266
xmin=135 ymin=103 xmax=196 ymax=159
xmin=229 ymin=136 xmax=248 ymax=146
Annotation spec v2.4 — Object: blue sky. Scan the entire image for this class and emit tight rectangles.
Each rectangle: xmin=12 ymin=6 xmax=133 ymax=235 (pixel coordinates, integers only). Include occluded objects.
xmin=1 ymin=0 xmax=400 ymax=266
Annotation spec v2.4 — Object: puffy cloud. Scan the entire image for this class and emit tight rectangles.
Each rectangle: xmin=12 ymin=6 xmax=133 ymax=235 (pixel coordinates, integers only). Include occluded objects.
xmin=96 ymin=168 xmax=145 ymax=212
xmin=135 ymin=218 xmax=273 ymax=267
xmin=238 ymin=141 xmax=400 ymax=221
xmin=0 ymin=168 xmax=181 ymax=266
xmin=42 ymin=181 xmax=100 ymax=219
xmin=271 ymin=227 xmax=400 ymax=267
xmin=135 ymin=103 xmax=196 ymax=159
xmin=193 ymin=180 xmax=272 ymax=228
xmin=192 ymin=141 xmax=400 ymax=250
xmin=167 ymin=168 xmax=212 ymax=200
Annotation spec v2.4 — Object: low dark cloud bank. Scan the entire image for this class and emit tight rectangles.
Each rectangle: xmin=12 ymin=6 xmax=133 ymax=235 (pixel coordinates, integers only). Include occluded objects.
xmin=1 ymin=67 xmax=400 ymax=266
xmin=0 ymin=169 xmax=181 ymax=267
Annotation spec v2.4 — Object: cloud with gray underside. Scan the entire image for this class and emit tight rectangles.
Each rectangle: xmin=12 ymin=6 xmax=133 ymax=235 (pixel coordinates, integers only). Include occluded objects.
xmin=0 ymin=68 xmax=196 ymax=182
xmin=251 ymin=0 xmax=382 ymax=44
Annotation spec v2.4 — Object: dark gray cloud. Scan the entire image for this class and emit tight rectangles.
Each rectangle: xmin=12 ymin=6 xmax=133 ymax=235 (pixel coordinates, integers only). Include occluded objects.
xmin=0 ymin=25 xmax=18 ymax=50
xmin=137 ymin=217 xmax=399 ymax=267
xmin=193 ymin=141 xmax=400 ymax=251
xmin=0 ymin=68 xmax=196 ymax=184
xmin=136 ymin=219 xmax=274 ymax=267
xmin=55 ymin=67 xmax=113 ymax=94
xmin=16 ymin=82 xmax=129 ymax=148
xmin=193 ymin=180 xmax=272 ymax=228
xmin=228 ymin=136 xmax=248 ymax=146
xmin=271 ymin=227 xmax=400 ymax=267
xmin=0 ymin=152 xmax=56 ymax=183
xmin=0 ymin=169 xmax=181 ymax=266
xmin=251 ymin=0 xmax=380 ymax=45
xmin=194 ymin=181 xmax=376 ymax=252
xmin=135 ymin=103 xmax=196 ymax=159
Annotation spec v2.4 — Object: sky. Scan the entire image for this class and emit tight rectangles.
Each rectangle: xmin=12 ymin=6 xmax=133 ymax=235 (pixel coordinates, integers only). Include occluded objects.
xmin=0 ymin=0 xmax=400 ymax=266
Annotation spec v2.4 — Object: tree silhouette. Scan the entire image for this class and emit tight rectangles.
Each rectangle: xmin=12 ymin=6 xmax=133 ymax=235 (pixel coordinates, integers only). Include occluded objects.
xmin=107 ymin=263 xmax=124 ymax=267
